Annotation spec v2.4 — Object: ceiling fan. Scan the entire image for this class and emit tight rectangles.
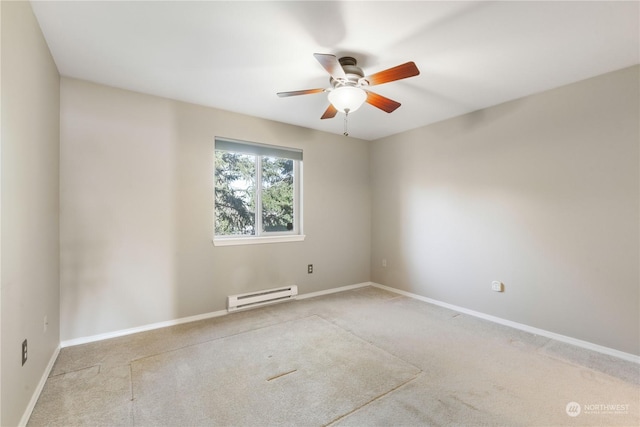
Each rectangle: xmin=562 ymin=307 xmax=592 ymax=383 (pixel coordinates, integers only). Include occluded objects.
xmin=277 ymin=53 xmax=420 ymax=120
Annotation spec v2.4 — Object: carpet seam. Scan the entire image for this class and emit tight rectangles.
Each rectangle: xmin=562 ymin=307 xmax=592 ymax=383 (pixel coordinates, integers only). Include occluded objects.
xmin=129 ymin=363 xmax=136 ymax=427
xmin=128 ymin=313 xmax=324 ymax=365
xmin=314 ymin=313 xmax=425 ymax=374
xmin=128 ymin=364 xmax=134 ymax=401
xmin=48 ymin=364 xmax=101 ymax=379
xmin=323 ymin=372 xmax=423 ymax=426
xmin=535 ymin=346 xmax=640 ymax=385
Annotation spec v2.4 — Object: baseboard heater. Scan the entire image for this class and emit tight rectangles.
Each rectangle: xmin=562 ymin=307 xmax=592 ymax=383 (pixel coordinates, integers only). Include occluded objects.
xmin=227 ymin=285 xmax=298 ymax=312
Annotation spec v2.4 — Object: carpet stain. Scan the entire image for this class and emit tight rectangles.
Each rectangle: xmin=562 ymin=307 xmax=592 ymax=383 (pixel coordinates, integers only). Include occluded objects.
xmin=492 ymin=383 xmax=506 ymax=392
xmin=509 ymin=338 xmax=524 ymax=348
xmin=580 ymin=369 xmax=597 ymax=381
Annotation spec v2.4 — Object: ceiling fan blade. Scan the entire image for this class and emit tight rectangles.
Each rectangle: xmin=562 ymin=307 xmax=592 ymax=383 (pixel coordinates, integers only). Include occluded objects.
xmin=365 ymin=91 xmax=401 ymax=113
xmin=320 ymin=104 xmax=338 ymax=119
xmin=277 ymin=88 xmax=326 ymax=97
xmin=314 ymin=53 xmax=346 ymax=80
xmin=364 ymin=61 xmax=420 ymax=86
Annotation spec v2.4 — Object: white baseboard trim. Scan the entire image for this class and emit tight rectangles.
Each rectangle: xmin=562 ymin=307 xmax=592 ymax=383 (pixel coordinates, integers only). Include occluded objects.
xmin=60 ymin=282 xmax=371 ymax=348
xmin=61 ymin=309 xmax=228 ymax=348
xmin=19 ymin=345 xmax=61 ymax=427
xmin=297 ymin=282 xmax=371 ymax=300
xmin=370 ymin=282 xmax=640 ymax=364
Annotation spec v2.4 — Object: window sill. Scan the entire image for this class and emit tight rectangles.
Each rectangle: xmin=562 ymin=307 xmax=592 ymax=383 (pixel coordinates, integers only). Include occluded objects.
xmin=213 ymin=234 xmax=306 ymax=247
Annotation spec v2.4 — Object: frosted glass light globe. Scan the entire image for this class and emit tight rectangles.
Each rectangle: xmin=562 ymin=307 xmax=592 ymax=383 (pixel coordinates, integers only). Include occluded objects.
xmin=328 ymin=86 xmax=367 ymax=113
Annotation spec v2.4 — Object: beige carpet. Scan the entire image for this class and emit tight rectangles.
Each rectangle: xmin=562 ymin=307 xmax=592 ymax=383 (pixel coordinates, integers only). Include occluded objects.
xmin=28 ymin=286 xmax=639 ymax=426
xmin=132 ymin=315 xmax=419 ymax=426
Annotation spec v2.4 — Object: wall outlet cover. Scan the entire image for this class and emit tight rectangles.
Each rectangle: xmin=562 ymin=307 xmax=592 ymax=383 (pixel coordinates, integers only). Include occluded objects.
xmin=22 ymin=339 xmax=28 ymax=366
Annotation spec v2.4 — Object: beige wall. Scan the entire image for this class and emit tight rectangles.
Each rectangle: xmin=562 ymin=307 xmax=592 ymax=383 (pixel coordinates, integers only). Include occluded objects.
xmin=1 ymin=1 xmax=61 ymax=425
xmin=60 ymin=77 xmax=371 ymax=341
xmin=371 ymin=65 xmax=640 ymax=356
xmin=61 ymin=67 xmax=639 ymax=355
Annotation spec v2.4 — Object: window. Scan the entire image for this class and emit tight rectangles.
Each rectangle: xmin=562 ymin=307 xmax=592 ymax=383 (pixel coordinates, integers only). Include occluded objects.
xmin=214 ymin=137 xmax=303 ymax=246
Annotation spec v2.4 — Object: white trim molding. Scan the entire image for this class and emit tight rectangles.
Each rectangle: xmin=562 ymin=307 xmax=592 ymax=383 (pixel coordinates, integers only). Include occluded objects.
xmin=19 ymin=345 xmax=61 ymax=427
xmin=60 ymin=282 xmax=370 ymax=348
xmin=60 ymin=282 xmax=372 ymax=348
xmin=297 ymin=282 xmax=371 ymax=300
xmin=370 ymin=282 xmax=640 ymax=364
xmin=61 ymin=309 xmax=228 ymax=348
xmin=213 ymin=234 xmax=305 ymax=247
xmin=60 ymin=281 xmax=638 ymax=364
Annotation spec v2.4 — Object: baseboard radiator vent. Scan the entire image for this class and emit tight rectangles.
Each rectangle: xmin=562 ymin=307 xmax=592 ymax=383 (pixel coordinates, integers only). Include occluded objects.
xmin=227 ymin=285 xmax=298 ymax=312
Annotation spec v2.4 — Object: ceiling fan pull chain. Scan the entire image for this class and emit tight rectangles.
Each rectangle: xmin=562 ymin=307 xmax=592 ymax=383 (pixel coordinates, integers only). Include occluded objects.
xmin=343 ymin=109 xmax=350 ymax=136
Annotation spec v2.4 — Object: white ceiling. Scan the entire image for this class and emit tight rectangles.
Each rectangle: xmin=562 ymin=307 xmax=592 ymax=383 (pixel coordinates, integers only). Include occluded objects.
xmin=31 ymin=1 xmax=639 ymax=141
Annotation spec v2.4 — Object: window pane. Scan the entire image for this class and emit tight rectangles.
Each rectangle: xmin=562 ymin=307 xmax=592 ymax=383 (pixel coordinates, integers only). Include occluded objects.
xmin=215 ymin=151 xmax=256 ymax=235
xmin=262 ymin=156 xmax=294 ymax=232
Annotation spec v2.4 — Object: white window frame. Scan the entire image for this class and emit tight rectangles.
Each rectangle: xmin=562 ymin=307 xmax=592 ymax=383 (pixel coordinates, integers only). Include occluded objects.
xmin=213 ymin=137 xmax=305 ymax=246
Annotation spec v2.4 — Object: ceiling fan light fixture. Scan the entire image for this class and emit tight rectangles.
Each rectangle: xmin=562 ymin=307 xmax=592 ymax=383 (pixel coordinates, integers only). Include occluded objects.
xmin=328 ymin=86 xmax=367 ymax=113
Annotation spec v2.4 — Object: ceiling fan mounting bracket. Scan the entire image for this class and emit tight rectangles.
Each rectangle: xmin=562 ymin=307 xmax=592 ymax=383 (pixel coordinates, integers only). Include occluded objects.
xmin=338 ymin=56 xmax=357 ymax=66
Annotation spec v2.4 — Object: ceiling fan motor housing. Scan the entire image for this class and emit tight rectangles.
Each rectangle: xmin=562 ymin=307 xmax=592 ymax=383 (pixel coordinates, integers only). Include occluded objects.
xmin=330 ymin=56 xmax=367 ymax=88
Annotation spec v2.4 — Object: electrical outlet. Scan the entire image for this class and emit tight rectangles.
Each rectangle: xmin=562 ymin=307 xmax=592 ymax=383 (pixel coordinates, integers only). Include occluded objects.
xmin=307 ymin=264 xmax=313 ymax=274
xmin=382 ymin=259 xmax=387 ymax=268
xmin=22 ymin=339 xmax=28 ymax=366
xmin=44 ymin=315 xmax=48 ymax=333
xmin=492 ymin=281 xmax=504 ymax=292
